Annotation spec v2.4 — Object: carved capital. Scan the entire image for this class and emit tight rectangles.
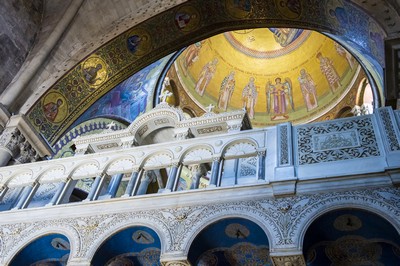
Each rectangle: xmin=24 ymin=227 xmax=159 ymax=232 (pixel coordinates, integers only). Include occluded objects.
xmin=161 ymin=260 xmax=191 ymax=266
xmin=0 ymin=128 xmax=22 ymax=156
xmin=257 ymin=149 xmax=266 ymax=157
xmin=271 ymin=255 xmax=306 ymax=266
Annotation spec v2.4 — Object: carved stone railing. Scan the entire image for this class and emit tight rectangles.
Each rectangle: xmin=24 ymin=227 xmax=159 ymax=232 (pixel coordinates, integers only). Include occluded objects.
xmin=0 ymin=107 xmax=398 ymax=212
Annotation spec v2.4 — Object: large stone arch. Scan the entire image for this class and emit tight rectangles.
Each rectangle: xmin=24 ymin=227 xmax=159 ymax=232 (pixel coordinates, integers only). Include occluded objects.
xmin=83 ymin=214 xmax=171 ymax=262
xmin=26 ymin=0 xmax=385 ymax=145
xmin=178 ymin=203 xmax=276 ymax=256
xmin=292 ymin=187 xmax=400 ymax=250
xmin=1 ymin=224 xmax=79 ymax=266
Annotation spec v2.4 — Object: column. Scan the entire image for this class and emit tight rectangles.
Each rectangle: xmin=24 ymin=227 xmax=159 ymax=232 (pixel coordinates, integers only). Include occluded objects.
xmin=46 ymin=180 xmax=68 ymax=206
xmin=216 ymin=158 xmax=225 ymax=187
xmin=13 ymin=182 xmax=39 ymax=209
xmin=0 ymin=185 xmax=9 ymax=201
xmin=106 ymin=173 xmax=124 ymax=198
xmin=190 ymin=164 xmax=205 ymax=190
xmin=155 ymin=170 xmax=165 ymax=190
xmin=257 ymin=150 xmax=266 ymax=181
xmin=93 ymin=174 xmax=108 ymax=200
xmin=84 ymin=174 xmax=106 ymax=201
xmin=137 ymin=171 xmax=154 ymax=195
xmin=165 ymin=162 xmax=180 ymax=192
xmin=0 ymin=128 xmax=21 ymax=166
xmin=123 ymin=168 xmax=142 ymax=197
xmin=209 ymin=157 xmax=221 ymax=187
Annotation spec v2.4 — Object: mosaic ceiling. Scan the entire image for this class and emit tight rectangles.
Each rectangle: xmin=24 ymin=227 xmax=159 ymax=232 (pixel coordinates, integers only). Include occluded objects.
xmin=170 ymin=28 xmax=362 ymax=127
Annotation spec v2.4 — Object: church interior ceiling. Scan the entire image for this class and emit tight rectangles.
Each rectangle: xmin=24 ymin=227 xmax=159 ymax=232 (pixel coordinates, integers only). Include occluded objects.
xmin=24 ymin=0 xmax=385 ymax=148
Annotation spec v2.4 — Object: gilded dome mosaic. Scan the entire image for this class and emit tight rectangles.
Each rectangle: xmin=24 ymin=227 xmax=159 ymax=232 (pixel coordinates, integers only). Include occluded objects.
xmin=170 ymin=28 xmax=363 ymax=127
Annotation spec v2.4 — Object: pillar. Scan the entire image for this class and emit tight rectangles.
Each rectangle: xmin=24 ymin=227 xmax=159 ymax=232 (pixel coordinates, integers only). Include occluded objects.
xmin=106 ymin=173 xmax=124 ymax=198
xmin=257 ymin=150 xmax=266 ymax=181
xmin=209 ymin=157 xmax=221 ymax=187
xmin=123 ymin=168 xmax=142 ymax=197
xmin=13 ymin=182 xmax=39 ymax=209
xmin=165 ymin=162 xmax=180 ymax=192
xmin=137 ymin=172 xmax=154 ymax=195
xmin=0 ymin=185 xmax=9 ymax=201
xmin=85 ymin=174 xmax=106 ymax=201
xmin=190 ymin=164 xmax=205 ymax=190
xmin=46 ymin=180 xmax=68 ymax=206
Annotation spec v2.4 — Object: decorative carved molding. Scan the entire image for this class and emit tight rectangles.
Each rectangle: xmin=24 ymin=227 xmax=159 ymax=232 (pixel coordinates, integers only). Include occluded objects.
xmin=377 ymin=108 xmax=400 ymax=151
xmin=0 ymin=187 xmax=398 ymax=264
xmin=296 ymin=117 xmax=380 ymax=165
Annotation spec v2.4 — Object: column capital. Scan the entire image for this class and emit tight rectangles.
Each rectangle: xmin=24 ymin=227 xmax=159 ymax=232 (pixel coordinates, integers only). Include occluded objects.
xmin=257 ymin=148 xmax=267 ymax=157
xmin=270 ymin=253 xmax=306 ymax=266
xmin=0 ymin=114 xmax=52 ymax=162
xmin=161 ymin=261 xmax=191 ymax=266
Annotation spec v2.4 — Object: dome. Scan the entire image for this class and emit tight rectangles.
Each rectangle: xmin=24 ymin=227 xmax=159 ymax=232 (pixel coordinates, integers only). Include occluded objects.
xmin=168 ymin=28 xmax=363 ymax=127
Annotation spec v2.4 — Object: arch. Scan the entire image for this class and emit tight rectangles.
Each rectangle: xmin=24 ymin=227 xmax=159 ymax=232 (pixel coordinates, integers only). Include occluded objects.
xmin=85 ymin=216 xmax=170 ymax=262
xmin=141 ymin=150 xmax=174 ymax=170
xmin=182 ymin=209 xmax=275 ymax=257
xmin=221 ymin=138 xmax=259 ymax=159
xmin=104 ymin=155 xmax=137 ymax=175
xmin=297 ymin=201 xmax=400 ymax=251
xmin=2 ymin=225 xmax=79 ymax=266
xmin=181 ymin=144 xmax=215 ymax=164
xmin=37 ymin=165 xmax=67 ymax=184
xmin=27 ymin=0 xmax=385 ymax=145
xmin=70 ymin=160 xmax=101 ymax=180
xmin=6 ymin=170 xmax=34 ymax=188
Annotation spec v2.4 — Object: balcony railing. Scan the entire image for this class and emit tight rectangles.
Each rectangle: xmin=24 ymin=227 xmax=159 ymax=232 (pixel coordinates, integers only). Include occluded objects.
xmin=0 ymin=107 xmax=398 ymax=212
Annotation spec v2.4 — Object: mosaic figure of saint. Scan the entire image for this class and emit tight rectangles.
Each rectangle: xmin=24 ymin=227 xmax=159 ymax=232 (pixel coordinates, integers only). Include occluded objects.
xmin=195 ymin=58 xmax=218 ymax=96
xmin=183 ymin=42 xmax=203 ymax=76
xmin=218 ymin=71 xmax=235 ymax=111
xmin=43 ymin=98 xmax=63 ymax=122
xmin=127 ymin=35 xmax=142 ymax=53
xmin=266 ymin=77 xmax=294 ymax=120
xmin=83 ymin=63 xmax=102 ymax=84
xmin=335 ymin=42 xmax=355 ymax=69
xmin=242 ymin=77 xmax=258 ymax=119
xmin=298 ymin=69 xmax=318 ymax=111
xmin=316 ymin=52 xmax=341 ymax=93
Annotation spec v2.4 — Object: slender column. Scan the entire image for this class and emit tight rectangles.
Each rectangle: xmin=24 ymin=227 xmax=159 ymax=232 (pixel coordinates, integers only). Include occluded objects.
xmin=13 ymin=182 xmax=39 ymax=209
xmin=46 ymin=180 xmax=68 ymax=206
xmin=56 ymin=178 xmax=75 ymax=205
xmin=93 ymin=174 xmax=108 ymax=200
xmin=84 ymin=176 xmax=102 ymax=201
xmin=216 ymin=158 xmax=225 ymax=187
xmin=165 ymin=162 xmax=180 ymax=192
xmin=107 ymin=173 xmax=124 ymax=198
xmin=137 ymin=172 xmax=153 ymax=195
xmin=209 ymin=157 xmax=221 ymax=187
xmin=190 ymin=164 xmax=204 ymax=190
xmin=173 ymin=164 xmax=183 ymax=191
xmin=257 ymin=150 xmax=266 ymax=180
xmin=155 ymin=170 xmax=165 ymax=190
xmin=0 ymin=185 xmax=9 ymax=201
xmin=123 ymin=168 xmax=142 ymax=197
xmin=234 ymin=158 xmax=239 ymax=185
